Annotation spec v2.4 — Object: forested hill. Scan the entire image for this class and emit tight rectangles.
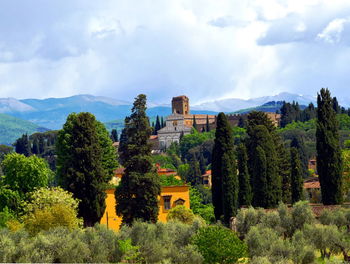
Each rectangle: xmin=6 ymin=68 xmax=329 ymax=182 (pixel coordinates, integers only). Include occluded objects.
xmin=0 ymin=113 xmax=48 ymax=145
xmin=232 ymin=101 xmax=306 ymax=114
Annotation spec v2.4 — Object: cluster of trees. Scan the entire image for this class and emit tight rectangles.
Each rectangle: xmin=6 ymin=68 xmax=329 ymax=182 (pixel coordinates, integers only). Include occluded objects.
xmin=210 ymin=88 xmax=343 ymax=225
xmin=151 ymin=115 xmax=165 ymax=135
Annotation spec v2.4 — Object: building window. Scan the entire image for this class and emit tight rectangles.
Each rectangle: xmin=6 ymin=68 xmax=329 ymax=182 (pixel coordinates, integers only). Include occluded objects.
xmin=175 ymin=198 xmax=185 ymax=206
xmin=163 ymin=196 xmax=172 ymax=210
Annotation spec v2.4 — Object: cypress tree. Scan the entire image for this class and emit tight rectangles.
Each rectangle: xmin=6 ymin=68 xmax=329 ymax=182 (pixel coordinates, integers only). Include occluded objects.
xmin=290 ymin=147 xmax=303 ymax=204
xmin=206 ymin=115 xmax=210 ymax=132
xmin=32 ymin=137 xmax=39 ymax=155
xmin=316 ymin=88 xmax=343 ymax=205
xmin=212 ymin=113 xmax=238 ymax=224
xmin=193 ymin=115 xmax=198 ymax=131
xmin=238 ymin=116 xmax=245 ymax=128
xmin=332 ymin=97 xmax=341 ymax=114
xmin=14 ymin=134 xmax=31 ymax=157
xmin=110 ymin=129 xmax=118 ymax=142
xmin=38 ymin=136 xmax=45 ymax=154
xmin=187 ymin=156 xmax=202 ymax=186
xmin=155 ymin=115 xmax=161 ymax=134
xmin=291 ymin=135 xmax=308 ymax=178
xmin=247 ymin=118 xmax=280 ymax=208
xmin=161 ymin=116 xmax=165 ymax=128
xmin=237 ymin=143 xmax=252 ymax=207
xmin=56 ymin=112 xmax=117 ymax=227
xmin=116 ymin=94 xmax=161 ymax=225
xmin=279 ymin=145 xmax=291 ymax=204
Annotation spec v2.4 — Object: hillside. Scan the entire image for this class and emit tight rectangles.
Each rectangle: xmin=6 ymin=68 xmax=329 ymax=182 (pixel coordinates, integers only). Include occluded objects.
xmin=231 ymin=101 xmax=307 ymax=114
xmin=0 ymin=113 xmax=48 ymax=145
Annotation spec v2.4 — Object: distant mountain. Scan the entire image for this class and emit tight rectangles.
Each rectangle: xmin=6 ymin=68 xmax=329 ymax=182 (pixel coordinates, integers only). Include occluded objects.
xmin=0 ymin=113 xmax=48 ymax=145
xmin=231 ymin=101 xmax=307 ymax=114
xmin=0 ymin=95 xmax=217 ymax=130
xmin=192 ymin=92 xmax=317 ymax=112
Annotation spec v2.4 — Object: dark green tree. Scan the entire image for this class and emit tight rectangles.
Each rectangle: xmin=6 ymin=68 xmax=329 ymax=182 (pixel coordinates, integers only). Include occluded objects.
xmin=116 ymin=94 xmax=161 ymax=225
xmin=187 ymin=156 xmax=202 ymax=186
xmin=247 ymin=122 xmax=280 ymax=208
xmin=38 ymin=136 xmax=45 ymax=154
xmin=155 ymin=115 xmax=161 ymax=134
xmin=193 ymin=115 xmax=198 ymax=131
xmin=14 ymin=134 xmax=31 ymax=157
xmin=32 ymin=137 xmax=39 ymax=155
xmin=212 ymin=113 xmax=238 ymax=224
xmin=316 ymin=88 xmax=343 ymax=205
xmin=56 ymin=112 xmax=117 ymax=227
xmin=279 ymin=145 xmax=291 ymax=204
xmin=238 ymin=116 xmax=245 ymax=128
xmin=161 ymin=116 xmax=165 ymax=128
xmin=237 ymin=143 xmax=252 ymax=207
xmin=110 ymin=129 xmax=118 ymax=142
xmin=332 ymin=97 xmax=341 ymax=114
xmin=290 ymin=147 xmax=303 ymax=204
xmin=291 ymin=135 xmax=308 ymax=178
xmin=206 ymin=115 xmax=210 ymax=132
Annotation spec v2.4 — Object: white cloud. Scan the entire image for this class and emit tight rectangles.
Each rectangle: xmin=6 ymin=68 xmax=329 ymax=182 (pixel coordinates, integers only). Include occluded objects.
xmin=0 ymin=0 xmax=350 ymax=103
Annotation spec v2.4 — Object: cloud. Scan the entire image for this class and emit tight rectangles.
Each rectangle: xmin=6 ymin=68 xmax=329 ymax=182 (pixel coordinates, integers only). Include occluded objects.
xmin=0 ymin=0 xmax=350 ymax=104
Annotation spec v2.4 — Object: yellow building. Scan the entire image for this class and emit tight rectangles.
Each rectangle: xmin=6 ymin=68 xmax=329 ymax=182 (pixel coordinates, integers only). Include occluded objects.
xmin=100 ymin=185 xmax=190 ymax=231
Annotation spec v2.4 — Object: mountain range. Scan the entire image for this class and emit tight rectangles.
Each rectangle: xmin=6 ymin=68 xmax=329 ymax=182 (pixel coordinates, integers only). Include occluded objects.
xmin=0 ymin=92 xmax=348 ymax=145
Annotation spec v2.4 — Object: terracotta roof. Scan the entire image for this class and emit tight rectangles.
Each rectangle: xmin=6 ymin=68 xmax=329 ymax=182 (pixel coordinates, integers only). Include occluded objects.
xmin=184 ymin=114 xmax=216 ymax=119
xmin=112 ymin=142 xmax=119 ymax=147
xmin=158 ymin=168 xmax=176 ymax=173
xmin=202 ymin=170 xmax=211 ymax=177
xmin=304 ymin=181 xmax=320 ymax=189
xmin=149 ymin=135 xmax=158 ymax=140
xmin=115 ymin=168 xmax=125 ymax=175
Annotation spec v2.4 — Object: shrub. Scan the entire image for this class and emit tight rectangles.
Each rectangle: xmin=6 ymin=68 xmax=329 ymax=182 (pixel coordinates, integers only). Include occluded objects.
xmin=24 ymin=204 xmax=80 ymax=235
xmin=291 ymin=201 xmax=314 ymax=232
xmin=191 ymin=225 xmax=247 ymax=264
xmin=167 ymin=205 xmax=195 ymax=224
xmin=236 ymin=207 xmax=266 ymax=237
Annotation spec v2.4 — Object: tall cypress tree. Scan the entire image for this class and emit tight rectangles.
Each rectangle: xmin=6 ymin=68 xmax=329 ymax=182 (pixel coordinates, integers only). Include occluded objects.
xmin=56 ymin=112 xmax=117 ymax=227
xmin=155 ymin=115 xmax=161 ymax=134
xmin=279 ymin=146 xmax=291 ymax=204
xmin=212 ymin=113 xmax=238 ymax=224
xmin=316 ymin=88 xmax=343 ymax=205
xmin=161 ymin=116 xmax=165 ymax=128
xmin=193 ymin=115 xmax=198 ymax=131
xmin=187 ymin=156 xmax=202 ymax=186
xmin=32 ymin=137 xmax=39 ymax=155
xmin=291 ymin=135 xmax=308 ymax=179
xmin=237 ymin=143 xmax=252 ymax=207
xmin=290 ymin=147 xmax=303 ymax=204
xmin=206 ymin=115 xmax=210 ymax=132
xmin=38 ymin=136 xmax=45 ymax=154
xmin=116 ymin=94 xmax=161 ymax=225
xmin=246 ymin=112 xmax=281 ymax=208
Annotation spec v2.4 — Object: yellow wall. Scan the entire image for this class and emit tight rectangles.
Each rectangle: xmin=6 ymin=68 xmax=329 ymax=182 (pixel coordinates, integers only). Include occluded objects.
xmin=100 ymin=185 xmax=190 ymax=231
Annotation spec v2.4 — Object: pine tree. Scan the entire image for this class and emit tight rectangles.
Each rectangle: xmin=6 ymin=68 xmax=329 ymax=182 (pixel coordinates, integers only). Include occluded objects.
xmin=237 ymin=143 xmax=252 ymax=207
xmin=316 ymin=88 xmax=343 ymax=205
xmin=155 ymin=115 xmax=161 ymax=134
xmin=110 ymin=129 xmax=118 ymax=142
xmin=56 ymin=112 xmax=117 ymax=227
xmin=290 ymin=147 xmax=303 ymax=204
xmin=206 ymin=115 xmax=210 ymax=132
xmin=212 ymin=113 xmax=238 ymax=224
xmin=116 ymin=94 xmax=161 ymax=225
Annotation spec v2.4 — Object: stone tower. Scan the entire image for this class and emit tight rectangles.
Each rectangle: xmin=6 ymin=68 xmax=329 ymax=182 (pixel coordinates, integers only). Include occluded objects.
xmin=172 ymin=95 xmax=190 ymax=115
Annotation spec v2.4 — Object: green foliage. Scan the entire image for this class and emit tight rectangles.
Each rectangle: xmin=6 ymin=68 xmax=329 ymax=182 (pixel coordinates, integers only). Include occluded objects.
xmin=317 ymin=88 xmax=343 ymax=205
xmin=178 ymin=163 xmax=190 ymax=181
xmin=212 ymin=113 xmax=238 ymax=224
xmin=280 ymin=119 xmax=316 ymax=131
xmin=191 ymin=225 xmax=247 ymax=264
xmin=179 ymin=131 xmax=215 ymax=161
xmin=1 ymin=153 xmax=52 ymax=197
xmin=118 ymin=238 xmax=143 ymax=263
xmin=159 ymin=175 xmax=184 ymax=186
xmin=0 ymin=187 xmax=22 ymax=213
xmin=56 ymin=112 xmax=116 ymax=227
xmin=152 ymin=154 xmax=177 ymax=170
xmin=190 ymin=187 xmax=215 ymax=224
xmin=0 ymin=145 xmax=12 ymax=163
xmin=167 ymin=205 xmax=196 ymax=224
xmin=119 ymin=221 xmax=203 ymax=264
xmin=237 ymin=143 xmax=252 ymax=206
xmin=290 ymin=147 xmax=304 ymax=203
xmin=337 ymin=114 xmax=350 ymax=130
xmin=0 ymin=207 xmax=15 ymax=228
xmin=116 ymin=94 xmax=161 ymax=225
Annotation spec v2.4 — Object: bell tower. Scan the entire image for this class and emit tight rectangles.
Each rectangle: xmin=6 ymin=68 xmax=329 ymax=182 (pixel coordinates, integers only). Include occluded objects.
xmin=171 ymin=95 xmax=190 ymax=115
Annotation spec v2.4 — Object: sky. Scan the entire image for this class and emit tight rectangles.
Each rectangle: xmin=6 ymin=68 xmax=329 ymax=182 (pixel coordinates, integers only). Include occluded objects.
xmin=0 ymin=0 xmax=350 ymax=104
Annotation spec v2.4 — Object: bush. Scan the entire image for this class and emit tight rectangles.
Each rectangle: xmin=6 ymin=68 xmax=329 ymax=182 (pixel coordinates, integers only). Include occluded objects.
xmin=167 ymin=205 xmax=195 ymax=224
xmin=236 ymin=207 xmax=266 ymax=237
xmin=191 ymin=225 xmax=247 ymax=264
xmin=291 ymin=201 xmax=315 ymax=232
xmin=24 ymin=204 xmax=81 ymax=235
xmin=118 ymin=221 xmax=203 ymax=264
